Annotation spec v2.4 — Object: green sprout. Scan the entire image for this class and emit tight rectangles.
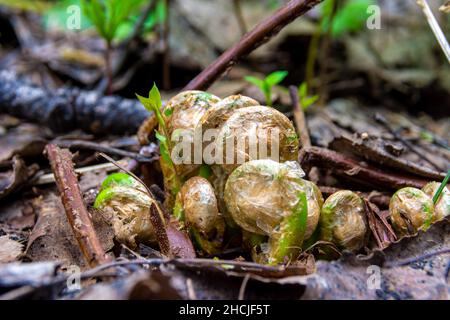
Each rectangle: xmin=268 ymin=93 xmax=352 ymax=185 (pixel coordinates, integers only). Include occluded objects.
xmin=81 ymin=0 xmax=143 ymax=93
xmin=81 ymin=0 xmax=144 ymax=43
xmin=245 ymin=70 xmax=288 ymax=106
xmin=330 ymin=0 xmax=375 ymax=38
xmin=298 ymin=82 xmax=319 ymax=110
xmin=136 ymin=84 xmax=181 ymax=197
xmin=80 ymin=0 xmax=159 ymax=94
xmin=305 ymin=0 xmax=374 ymax=91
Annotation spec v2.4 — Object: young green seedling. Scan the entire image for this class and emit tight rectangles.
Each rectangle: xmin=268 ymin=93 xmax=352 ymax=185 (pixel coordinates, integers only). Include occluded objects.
xmin=298 ymin=82 xmax=319 ymax=110
xmin=244 ymin=70 xmax=288 ymax=106
xmin=81 ymin=0 xmax=148 ymax=93
xmin=136 ymin=84 xmax=181 ymax=197
xmin=305 ymin=0 xmax=374 ymax=89
xmin=330 ymin=0 xmax=374 ymax=37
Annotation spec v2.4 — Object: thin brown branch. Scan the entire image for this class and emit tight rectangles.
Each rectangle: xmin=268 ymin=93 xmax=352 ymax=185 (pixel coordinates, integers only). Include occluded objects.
xmin=105 ymin=41 xmax=113 ymax=95
xmin=385 ymin=247 xmax=450 ymax=268
xmin=374 ymin=113 xmax=445 ymax=172
xmin=44 ymin=144 xmax=108 ymax=267
xmin=289 ymin=85 xmax=311 ymax=148
xmin=184 ymin=0 xmax=323 ymax=91
xmin=53 ymin=139 xmax=156 ymax=162
xmin=300 ymin=147 xmax=431 ymax=191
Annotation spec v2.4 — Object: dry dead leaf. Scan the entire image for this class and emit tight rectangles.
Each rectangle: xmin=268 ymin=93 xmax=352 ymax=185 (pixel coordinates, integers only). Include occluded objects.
xmin=26 ymin=191 xmax=114 ymax=269
xmin=0 ymin=235 xmax=24 ymax=263
xmin=0 ymin=124 xmax=47 ymax=163
xmin=0 ymin=156 xmax=38 ymax=200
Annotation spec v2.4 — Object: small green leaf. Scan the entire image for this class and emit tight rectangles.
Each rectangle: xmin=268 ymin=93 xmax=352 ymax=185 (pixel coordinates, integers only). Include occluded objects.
xmin=302 ymin=95 xmax=319 ymax=110
xmin=244 ymin=76 xmax=265 ymax=90
xmin=149 ymin=83 xmax=162 ymax=109
xmin=331 ymin=0 xmax=374 ymax=38
xmin=136 ymin=93 xmax=152 ymax=111
xmin=298 ymin=82 xmax=308 ymax=98
xmin=136 ymin=83 xmax=163 ymax=117
xmin=265 ymin=70 xmax=288 ymax=86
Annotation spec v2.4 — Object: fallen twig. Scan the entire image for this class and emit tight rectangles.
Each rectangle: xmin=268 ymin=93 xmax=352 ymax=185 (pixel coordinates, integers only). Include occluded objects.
xmin=300 ymin=147 xmax=431 ymax=190
xmin=374 ymin=113 xmax=445 ymax=172
xmin=417 ymin=0 xmax=450 ymax=63
xmin=385 ymin=247 xmax=450 ymax=268
xmin=31 ymin=161 xmax=127 ymax=186
xmin=329 ymin=135 xmax=446 ymax=180
xmin=44 ymin=144 xmax=109 ymax=267
xmin=53 ymin=139 xmax=156 ymax=162
xmin=184 ymin=0 xmax=323 ymax=91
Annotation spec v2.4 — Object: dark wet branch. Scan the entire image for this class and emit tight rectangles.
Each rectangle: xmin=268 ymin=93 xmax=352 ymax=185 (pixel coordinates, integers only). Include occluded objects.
xmin=0 ymin=71 xmax=149 ymax=135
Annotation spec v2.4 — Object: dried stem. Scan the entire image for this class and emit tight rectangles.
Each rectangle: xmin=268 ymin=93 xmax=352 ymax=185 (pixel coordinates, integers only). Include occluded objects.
xmin=417 ymin=0 xmax=450 ymax=63
xmin=105 ymin=41 xmax=113 ymax=95
xmin=375 ymin=113 xmax=445 ymax=172
xmin=299 ymin=147 xmax=431 ymax=190
xmin=53 ymin=139 xmax=156 ymax=162
xmin=44 ymin=144 xmax=108 ymax=267
xmin=97 ymin=0 xmax=158 ymax=93
xmin=184 ymin=0 xmax=323 ymax=91
xmin=289 ymin=85 xmax=311 ymax=148
xmin=385 ymin=247 xmax=450 ymax=268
